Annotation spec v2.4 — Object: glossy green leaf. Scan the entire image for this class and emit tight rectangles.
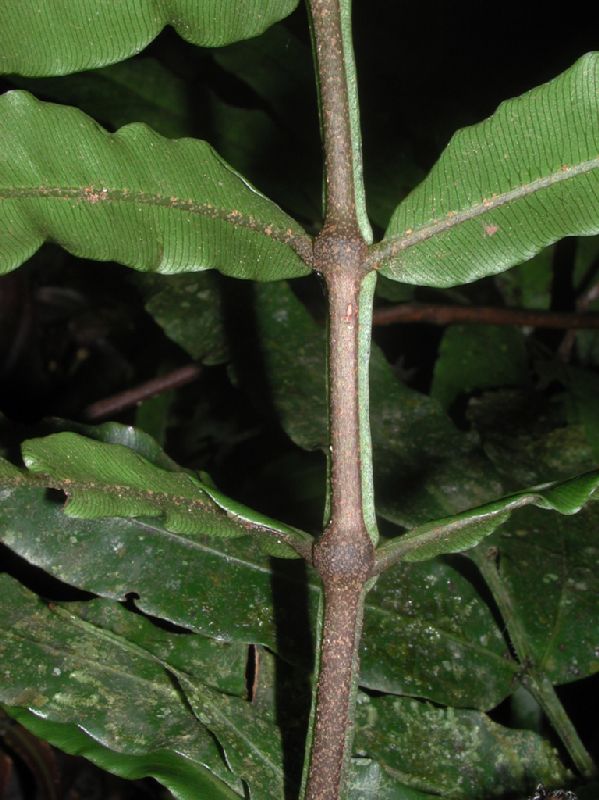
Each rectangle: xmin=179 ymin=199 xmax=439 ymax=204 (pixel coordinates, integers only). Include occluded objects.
xmin=6 ymin=709 xmax=240 ymax=800
xmin=61 ymin=598 xmax=248 ymax=697
xmin=431 ymin=325 xmax=528 ymax=409
xmin=374 ymin=54 xmax=599 ymax=287
xmin=375 ymin=469 xmax=599 ymax=568
xmin=0 ymin=575 xmax=244 ymax=799
xmin=0 ymin=92 xmax=312 ymax=282
xmin=5 ymin=585 xmax=288 ymax=799
xmin=0 ymin=0 xmax=300 ymax=77
xmin=362 ymin=558 xmax=516 ymax=706
xmin=74 ymin=419 xmax=181 ymax=470
xmin=19 ymin=432 xmax=312 ymax=557
xmin=473 ymin=501 xmax=599 ymax=685
xmin=0 ymin=485 xmax=514 ymax=708
xmin=354 ymin=693 xmax=569 ymax=799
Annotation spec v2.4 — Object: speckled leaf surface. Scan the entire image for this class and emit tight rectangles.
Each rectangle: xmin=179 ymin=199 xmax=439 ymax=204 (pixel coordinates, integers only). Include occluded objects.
xmin=59 ymin=598 xmax=248 ymax=697
xmin=348 ymin=760 xmax=436 ymax=800
xmin=473 ymin=502 xmax=599 ymax=685
xmin=0 ymin=586 xmax=291 ymax=799
xmin=0 ymin=486 xmax=514 ymax=708
xmin=0 ymin=0 xmax=300 ymax=76
xmin=354 ymin=693 xmax=569 ymax=799
xmin=362 ymin=558 xmax=516 ymax=706
xmin=0 ymin=92 xmax=311 ymax=282
xmin=467 ymin=389 xmax=597 ymax=488
xmin=0 ymin=575 xmax=244 ymax=798
xmin=375 ymin=54 xmax=599 ymax=287
xmin=19 ymin=432 xmax=310 ymax=557
xmin=249 ymin=281 xmax=502 ymax=526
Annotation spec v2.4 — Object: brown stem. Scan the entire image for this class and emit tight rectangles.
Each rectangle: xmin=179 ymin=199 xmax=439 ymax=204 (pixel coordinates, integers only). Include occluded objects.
xmin=372 ymin=303 xmax=599 ymax=329
xmin=309 ymin=0 xmax=360 ymax=233
xmin=304 ymin=1 xmax=375 ymax=797
xmin=304 ymin=579 xmax=368 ymax=800
xmin=83 ymin=363 xmax=202 ymax=421
xmin=305 ymin=264 xmax=374 ymax=800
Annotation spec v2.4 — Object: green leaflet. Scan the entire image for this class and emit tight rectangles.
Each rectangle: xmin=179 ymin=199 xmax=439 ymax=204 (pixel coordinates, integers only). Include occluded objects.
xmin=138 ymin=272 xmax=229 ymax=365
xmin=431 ymin=325 xmax=529 ymax=410
xmin=12 ymin=56 xmax=321 ymax=227
xmin=18 ymin=431 xmax=311 ymax=557
xmin=0 ymin=0 xmax=300 ymax=76
xmin=0 ymin=92 xmax=312 ymax=282
xmin=374 ymin=53 xmax=599 ymax=287
xmin=3 ymin=710 xmax=240 ymax=800
xmin=0 ymin=576 xmax=244 ymax=799
xmin=0 ymin=484 xmax=515 ymax=709
xmin=473 ymin=501 xmax=599 ymax=686
xmin=354 ymin=693 xmax=569 ymax=799
xmin=375 ymin=470 xmax=599 ymax=569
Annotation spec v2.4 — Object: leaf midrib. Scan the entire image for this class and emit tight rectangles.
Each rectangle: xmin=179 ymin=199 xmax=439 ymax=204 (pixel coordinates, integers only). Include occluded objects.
xmin=0 ymin=185 xmax=313 ymax=261
xmin=369 ymin=154 xmax=599 ymax=268
xmin=1 ymin=471 xmax=300 ymax=547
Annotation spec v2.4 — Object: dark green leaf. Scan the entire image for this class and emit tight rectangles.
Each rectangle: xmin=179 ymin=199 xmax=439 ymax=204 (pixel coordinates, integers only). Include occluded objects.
xmin=562 ymin=367 xmax=599 ymax=459
xmin=5 ymin=709 xmax=240 ymax=800
xmin=0 ymin=486 xmax=514 ymax=708
xmin=467 ymin=389 xmax=596 ymax=487
xmin=474 ymin=501 xmax=599 ymax=685
xmin=137 ymin=272 xmax=228 ymax=364
xmin=0 ymin=0 xmax=300 ymax=76
xmin=0 ymin=92 xmax=312 ymax=282
xmin=374 ymin=54 xmax=599 ymax=287
xmin=9 ymin=58 xmax=193 ymax=138
xmin=494 ymin=247 xmax=554 ymax=310
xmin=0 ymin=575 xmax=244 ymax=799
xmin=354 ymin=693 xmax=569 ymax=799
xmin=431 ymin=325 xmax=528 ymax=410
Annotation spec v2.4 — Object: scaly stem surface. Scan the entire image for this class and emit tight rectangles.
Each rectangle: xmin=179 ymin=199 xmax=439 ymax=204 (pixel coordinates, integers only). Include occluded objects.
xmin=303 ymin=1 xmax=376 ymax=798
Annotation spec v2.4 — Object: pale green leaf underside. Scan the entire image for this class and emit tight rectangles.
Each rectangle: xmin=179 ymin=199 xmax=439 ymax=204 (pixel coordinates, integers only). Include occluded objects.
xmin=375 ymin=470 xmax=599 ymax=568
xmin=0 ymin=0 xmax=300 ymax=77
xmin=0 ymin=92 xmax=311 ymax=281
xmin=14 ymin=432 xmax=311 ymax=557
xmin=375 ymin=53 xmax=599 ymax=287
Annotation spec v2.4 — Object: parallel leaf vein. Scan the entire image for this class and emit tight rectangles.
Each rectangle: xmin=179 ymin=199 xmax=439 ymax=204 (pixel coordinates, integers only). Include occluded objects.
xmin=368 ymin=155 xmax=599 ymax=269
xmin=0 ymin=185 xmax=314 ymax=263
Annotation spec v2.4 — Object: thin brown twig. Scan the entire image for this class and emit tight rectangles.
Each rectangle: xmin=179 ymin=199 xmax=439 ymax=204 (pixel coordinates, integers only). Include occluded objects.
xmin=372 ymin=303 xmax=599 ymax=329
xmin=558 ymin=280 xmax=599 ymax=361
xmin=83 ymin=363 xmax=202 ymax=421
